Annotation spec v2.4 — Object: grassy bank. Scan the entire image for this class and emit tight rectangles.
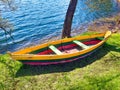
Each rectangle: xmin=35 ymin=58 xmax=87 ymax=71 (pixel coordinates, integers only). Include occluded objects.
xmin=0 ymin=33 xmax=120 ymax=90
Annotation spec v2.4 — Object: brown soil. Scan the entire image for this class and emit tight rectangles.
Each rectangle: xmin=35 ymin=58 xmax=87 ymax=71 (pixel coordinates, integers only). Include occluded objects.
xmin=87 ymin=13 xmax=120 ymax=33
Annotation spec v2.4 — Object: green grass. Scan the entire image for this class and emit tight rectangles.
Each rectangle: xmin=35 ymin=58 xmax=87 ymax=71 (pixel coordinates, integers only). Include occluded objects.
xmin=0 ymin=33 xmax=120 ymax=90
xmin=74 ymin=31 xmax=100 ymax=37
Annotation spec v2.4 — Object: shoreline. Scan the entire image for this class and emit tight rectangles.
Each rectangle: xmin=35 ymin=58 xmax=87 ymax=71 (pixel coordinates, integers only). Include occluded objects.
xmin=20 ymin=13 xmax=120 ymax=49
xmin=1 ymin=11 xmax=120 ymax=54
xmin=84 ymin=12 xmax=120 ymax=33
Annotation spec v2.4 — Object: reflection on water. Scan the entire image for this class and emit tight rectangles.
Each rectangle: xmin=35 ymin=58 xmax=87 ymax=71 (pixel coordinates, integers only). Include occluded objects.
xmin=0 ymin=0 xmax=118 ymax=53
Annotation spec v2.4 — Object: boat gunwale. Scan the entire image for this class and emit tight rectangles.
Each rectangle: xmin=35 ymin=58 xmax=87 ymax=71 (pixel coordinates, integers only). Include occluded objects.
xmin=10 ymin=31 xmax=111 ymax=61
xmin=11 ymin=33 xmax=105 ymax=54
xmin=10 ymin=40 xmax=105 ymax=60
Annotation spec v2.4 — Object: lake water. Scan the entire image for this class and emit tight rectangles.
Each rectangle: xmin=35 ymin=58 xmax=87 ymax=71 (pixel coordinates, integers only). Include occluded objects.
xmin=0 ymin=0 xmax=118 ymax=53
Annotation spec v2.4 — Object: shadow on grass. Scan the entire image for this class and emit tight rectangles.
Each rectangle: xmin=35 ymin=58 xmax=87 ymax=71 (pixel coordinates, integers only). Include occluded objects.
xmin=16 ymin=43 xmax=120 ymax=77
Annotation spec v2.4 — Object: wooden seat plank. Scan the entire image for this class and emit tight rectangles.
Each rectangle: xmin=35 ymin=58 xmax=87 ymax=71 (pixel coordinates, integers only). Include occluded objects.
xmin=73 ymin=40 xmax=89 ymax=49
xmin=49 ymin=45 xmax=62 ymax=55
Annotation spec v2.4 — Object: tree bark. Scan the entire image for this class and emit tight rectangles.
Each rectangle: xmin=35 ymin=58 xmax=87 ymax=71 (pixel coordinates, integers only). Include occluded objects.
xmin=62 ymin=0 xmax=78 ymax=38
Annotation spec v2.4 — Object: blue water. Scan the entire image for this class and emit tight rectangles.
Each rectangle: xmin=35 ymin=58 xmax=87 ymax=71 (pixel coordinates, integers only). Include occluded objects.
xmin=0 ymin=0 xmax=118 ymax=53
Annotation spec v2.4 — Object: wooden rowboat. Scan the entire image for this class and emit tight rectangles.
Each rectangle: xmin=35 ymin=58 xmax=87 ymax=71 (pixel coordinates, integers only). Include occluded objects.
xmin=9 ymin=31 xmax=112 ymax=65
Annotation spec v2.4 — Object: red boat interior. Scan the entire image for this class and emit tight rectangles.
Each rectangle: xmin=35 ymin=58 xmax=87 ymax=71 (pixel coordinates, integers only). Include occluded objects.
xmin=37 ymin=39 xmax=102 ymax=55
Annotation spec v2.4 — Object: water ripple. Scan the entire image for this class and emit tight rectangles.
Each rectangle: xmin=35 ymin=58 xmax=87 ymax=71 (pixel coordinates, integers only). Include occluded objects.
xmin=0 ymin=0 xmax=118 ymax=53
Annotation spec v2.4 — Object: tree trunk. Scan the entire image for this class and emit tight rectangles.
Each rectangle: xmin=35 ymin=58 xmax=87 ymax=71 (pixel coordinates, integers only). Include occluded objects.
xmin=62 ymin=0 xmax=78 ymax=38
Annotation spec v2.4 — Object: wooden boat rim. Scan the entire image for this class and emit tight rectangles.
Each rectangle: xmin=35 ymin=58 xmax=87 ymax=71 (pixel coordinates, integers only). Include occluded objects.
xmin=9 ymin=40 xmax=104 ymax=60
xmin=11 ymin=33 xmax=106 ymax=55
xmin=9 ymin=31 xmax=112 ymax=60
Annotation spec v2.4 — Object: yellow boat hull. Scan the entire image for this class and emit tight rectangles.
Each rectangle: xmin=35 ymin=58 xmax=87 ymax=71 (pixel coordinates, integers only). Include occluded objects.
xmin=9 ymin=31 xmax=112 ymax=65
